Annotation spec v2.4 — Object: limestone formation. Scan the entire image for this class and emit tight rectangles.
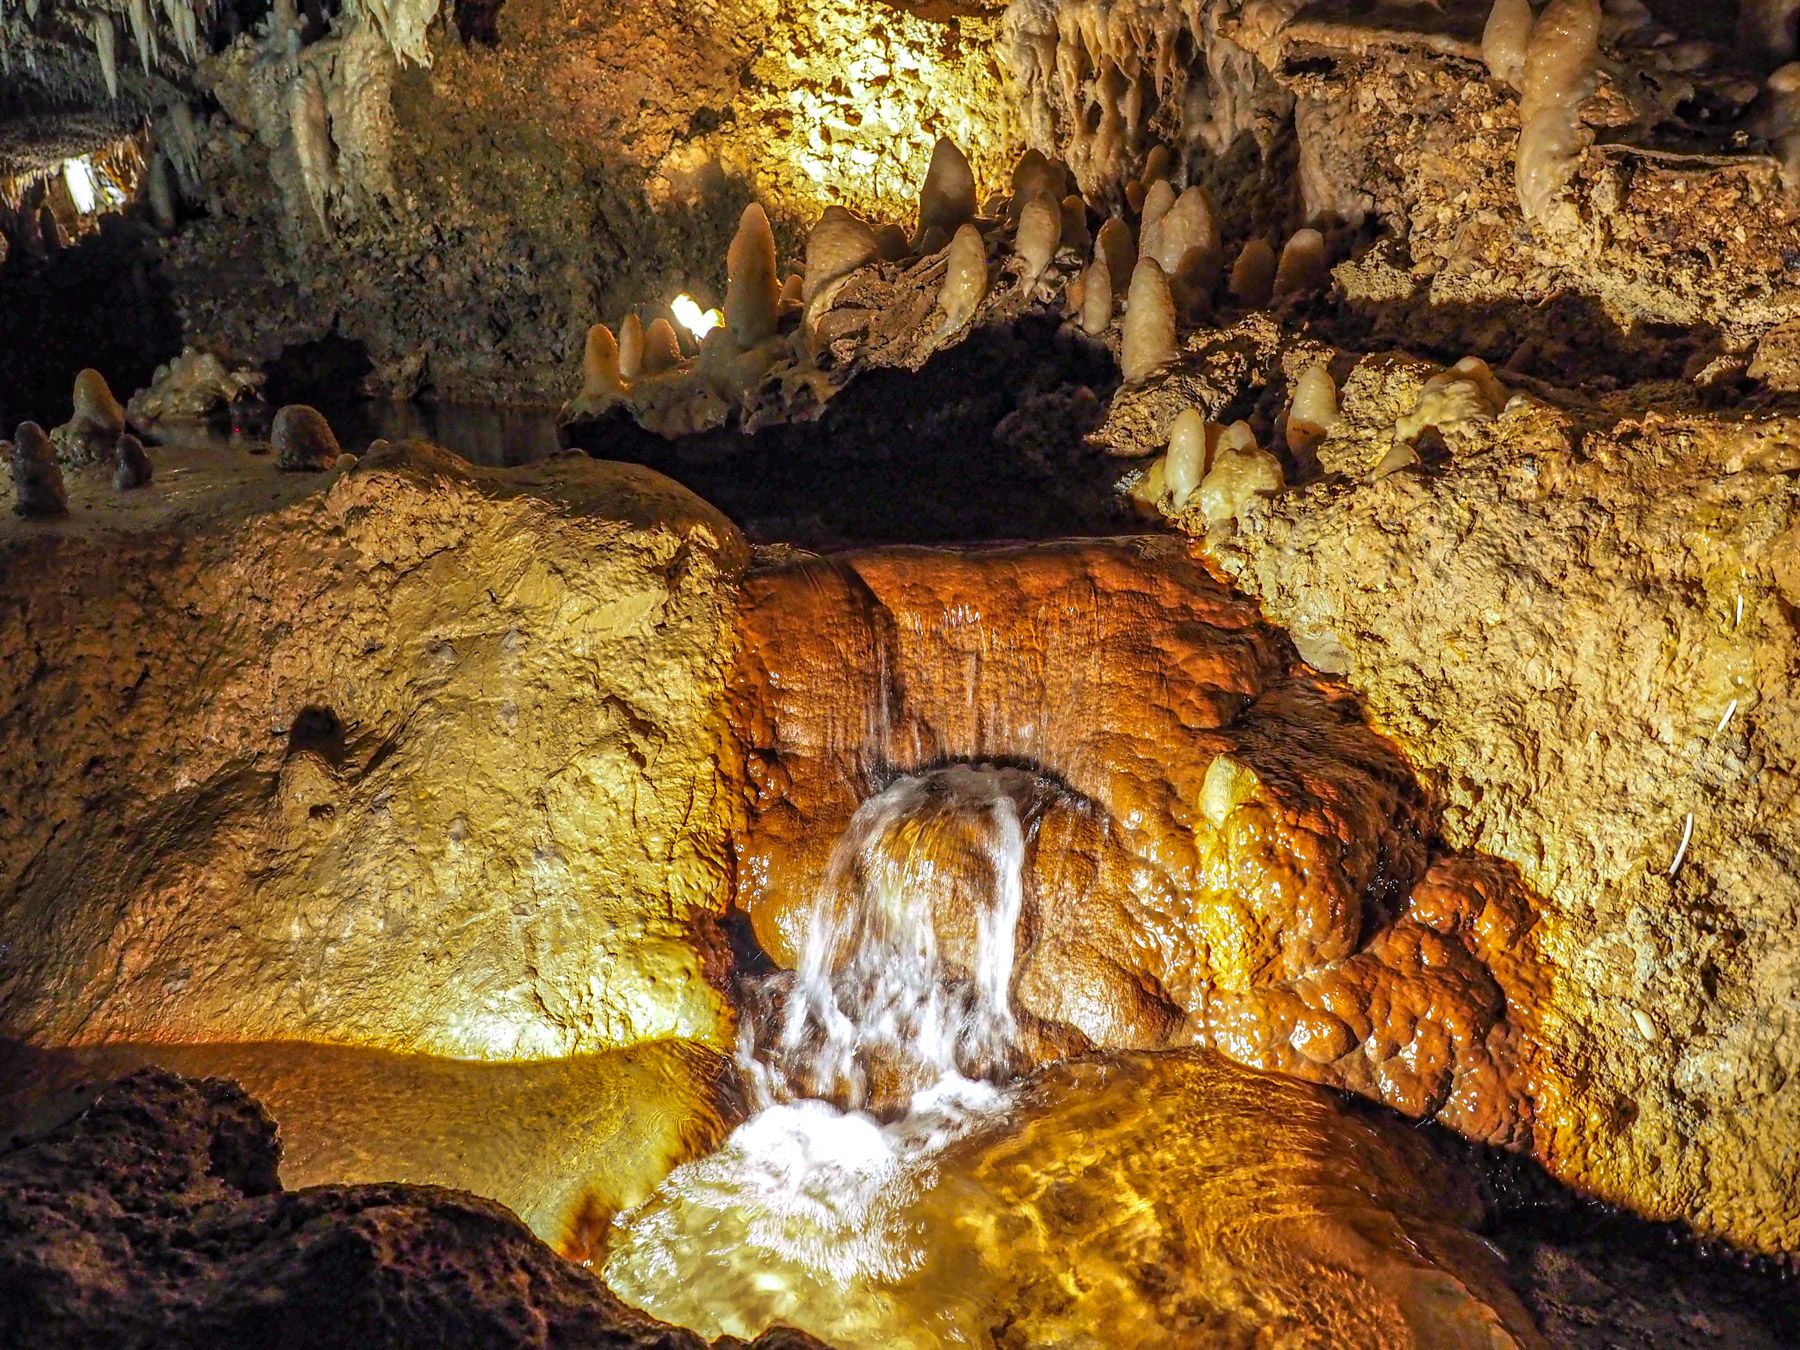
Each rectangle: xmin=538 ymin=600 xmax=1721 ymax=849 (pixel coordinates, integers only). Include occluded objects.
xmin=1195 ymin=423 xmax=1284 ymax=531
xmin=917 ymin=136 xmax=977 ymax=243
xmin=0 ymin=1068 xmax=816 ymax=1348
xmin=1013 ymin=189 xmax=1061 ymax=293
xmin=1093 ymin=215 xmax=1134 ymax=287
xmin=936 ymin=222 xmax=988 ymax=336
xmin=112 ymin=433 xmax=152 ymax=490
xmin=0 ymin=443 xmax=747 ymax=1061
xmin=1202 ymin=361 xmax=1800 ymax=1257
xmin=724 ymin=202 xmax=780 ymax=350
xmin=1483 ymin=0 xmax=1534 ymax=89
xmin=9 ymin=423 xmax=68 ymax=517
xmin=643 ymin=318 xmax=685 ymax=375
xmin=1121 ymin=258 xmax=1177 ymax=385
xmin=1077 ymin=256 xmax=1112 ymax=335
xmin=1272 ymin=228 xmax=1328 ymax=300
xmin=125 ymin=348 xmax=266 ymax=425
xmin=1284 ymin=364 xmax=1338 ymax=457
xmin=618 ymin=311 xmax=646 ymax=380
xmin=1228 ymin=238 xmax=1275 ymax=309
xmin=51 ymin=367 xmax=126 ymax=465
xmin=802 ymin=205 xmax=879 ymax=307
xmin=270 ymin=403 xmax=342 ymax=471
xmin=1162 ymin=406 xmax=1207 ymax=508
xmin=731 ymin=541 xmax=1546 ymax=1151
xmin=1517 ymin=0 xmax=1602 ymax=226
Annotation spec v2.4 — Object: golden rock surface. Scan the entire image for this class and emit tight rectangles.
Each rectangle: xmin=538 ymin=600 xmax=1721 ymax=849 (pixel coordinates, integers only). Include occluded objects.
xmin=0 ymin=441 xmax=747 ymax=1062
xmin=728 ymin=538 xmax=1549 ymax=1150
xmin=1201 ymin=370 xmax=1800 ymax=1255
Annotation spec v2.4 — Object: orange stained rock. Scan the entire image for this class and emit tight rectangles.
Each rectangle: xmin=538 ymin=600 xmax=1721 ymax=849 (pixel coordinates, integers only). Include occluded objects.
xmin=728 ymin=536 xmax=1553 ymax=1151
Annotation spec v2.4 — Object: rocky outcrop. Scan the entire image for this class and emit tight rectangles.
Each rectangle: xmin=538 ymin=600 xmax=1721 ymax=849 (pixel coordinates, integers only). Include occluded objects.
xmin=1193 ymin=364 xmax=1800 ymax=1257
xmin=0 ymin=1067 xmax=819 ymax=1348
xmin=0 ymin=441 xmax=746 ymax=1061
xmin=728 ymin=537 xmax=1549 ymax=1150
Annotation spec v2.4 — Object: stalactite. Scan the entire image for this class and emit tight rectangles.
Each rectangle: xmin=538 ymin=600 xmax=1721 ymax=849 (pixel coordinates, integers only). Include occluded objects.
xmin=1517 ymin=0 xmax=1602 ymax=226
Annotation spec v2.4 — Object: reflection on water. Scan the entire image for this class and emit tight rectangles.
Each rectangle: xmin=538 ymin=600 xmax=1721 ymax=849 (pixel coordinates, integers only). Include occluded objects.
xmin=606 ymin=1050 xmax=1541 ymax=1349
xmin=146 ymin=398 xmax=563 ymax=467
xmin=604 ymin=767 xmax=1543 ymax=1348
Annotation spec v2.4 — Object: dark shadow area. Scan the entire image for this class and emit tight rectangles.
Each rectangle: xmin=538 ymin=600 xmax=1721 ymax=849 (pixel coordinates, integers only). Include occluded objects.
xmin=263 ymin=334 xmax=376 ymax=408
xmin=0 ymin=214 xmax=181 ymax=432
xmin=1399 ymin=1105 xmax=1800 ymax=1348
xmin=452 ymin=0 xmax=507 ymax=47
xmin=1320 ymin=265 xmax=1734 ymax=394
xmin=561 ymin=316 xmax=1137 ymax=549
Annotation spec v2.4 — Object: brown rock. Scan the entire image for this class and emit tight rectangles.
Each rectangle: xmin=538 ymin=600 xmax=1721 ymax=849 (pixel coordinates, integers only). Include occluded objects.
xmin=0 ymin=1067 xmax=818 ymax=1349
xmin=728 ymin=537 xmax=1548 ymax=1148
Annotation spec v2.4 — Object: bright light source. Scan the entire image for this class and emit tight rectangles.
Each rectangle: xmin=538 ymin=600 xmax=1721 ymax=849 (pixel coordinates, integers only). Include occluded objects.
xmin=671 ymin=293 xmax=723 ymax=341
xmin=62 ymin=156 xmax=98 ymax=215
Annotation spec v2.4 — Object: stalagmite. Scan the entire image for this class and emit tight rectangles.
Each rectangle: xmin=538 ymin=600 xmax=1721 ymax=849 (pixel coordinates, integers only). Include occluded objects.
xmin=71 ymin=368 xmax=125 ymax=440
xmin=1758 ymin=63 xmax=1800 ymax=190
xmin=617 ymin=313 xmax=644 ymax=381
xmin=642 ymin=318 xmax=684 ymax=375
xmin=935 ymin=222 xmax=988 ymax=336
xmin=1009 ymin=149 xmax=1067 ymax=223
xmin=272 ymin=405 xmax=341 ymax=471
xmin=1517 ymin=0 xmax=1601 ymax=226
xmin=147 ymin=154 xmax=178 ymax=231
xmin=1483 ymin=0 xmax=1533 ymax=89
xmin=113 ymin=433 xmax=153 ymax=490
xmin=1741 ymin=0 xmax=1800 ymax=68
xmin=779 ymin=273 xmax=803 ymax=314
xmin=1273 ymin=229 xmax=1328 ymax=299
xmin=1078 ymin=257 xmax=1113 ymax=335
xmin=918 ymin=137 xmax=977 ymax=241
xmin=1229 ymin=238 xmax=1276 ymax=309
xmin=9 ymin=423 xmax=67 ymax=517
xmin=1197 ymin=423 xmax=1285 ymax=529
xmin=1394 ymin=357 xmax=1507 ymax=447
xmin=1285 ymin=365 xmax=1339 ymax=455
xmin=1138 ymin=179 xmax=1175 ymax=250
xmin=1164 ymin=407 xmax=1208 ymax=509
xmin=803 ymin=206 xmax=880 ymax=305
xmin=1149 ymin=185 xmax=1222 ymax=315
xmin=1121 ymin=258 xmax=1177 ymax=385
xmin=577 ymin=324 xmax=625 ymax=402
xmin=874 ymin=223 xmax=910 ymax=261
xmin=1095 ymin=217 xmax=1134 ymax=287
xmin=725 ymin=202 xmax=780 ymax=349
xmin=1014 ymin=191 xmax=1061 ymax=294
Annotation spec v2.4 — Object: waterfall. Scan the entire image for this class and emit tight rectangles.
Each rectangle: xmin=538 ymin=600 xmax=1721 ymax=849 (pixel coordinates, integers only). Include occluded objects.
xmin=604 ymin=763 xmax=1049 ymax=1343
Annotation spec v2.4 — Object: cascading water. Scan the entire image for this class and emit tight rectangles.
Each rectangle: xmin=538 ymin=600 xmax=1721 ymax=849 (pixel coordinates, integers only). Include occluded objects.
xmin=604 ymin=762 xmax=1053 ymax=1345
xmin=604 ymin=762 xmax=1544 ymax=1349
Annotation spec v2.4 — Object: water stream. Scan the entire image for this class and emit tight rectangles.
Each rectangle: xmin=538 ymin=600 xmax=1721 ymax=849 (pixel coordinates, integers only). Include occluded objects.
xmin=602 ymin=764 xmax=1544 ymax=1349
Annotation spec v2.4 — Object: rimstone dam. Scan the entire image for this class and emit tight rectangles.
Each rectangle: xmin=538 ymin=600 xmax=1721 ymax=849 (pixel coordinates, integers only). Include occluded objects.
xmin=1 ymin=0 xmax=1799 ymax=1345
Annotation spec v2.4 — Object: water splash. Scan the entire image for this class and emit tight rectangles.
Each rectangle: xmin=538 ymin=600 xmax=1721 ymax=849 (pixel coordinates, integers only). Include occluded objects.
xmin=605 ymin=763 xmax=1044 ymax=1342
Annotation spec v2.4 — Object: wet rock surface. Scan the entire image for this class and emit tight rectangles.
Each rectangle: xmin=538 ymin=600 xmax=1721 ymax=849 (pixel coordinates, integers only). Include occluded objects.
xmin=0 ymin=1067 xmax=820 ymax=1349
xmin=729 ymin=536 xmax=1547 ymax=1150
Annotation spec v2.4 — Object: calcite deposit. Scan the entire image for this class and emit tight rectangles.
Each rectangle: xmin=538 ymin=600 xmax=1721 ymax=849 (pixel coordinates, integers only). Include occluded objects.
xmin=728 ymin=538 xmax=1547 ymax=1150
xmin=0 ymin=441 xmax=746 ymax=1061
